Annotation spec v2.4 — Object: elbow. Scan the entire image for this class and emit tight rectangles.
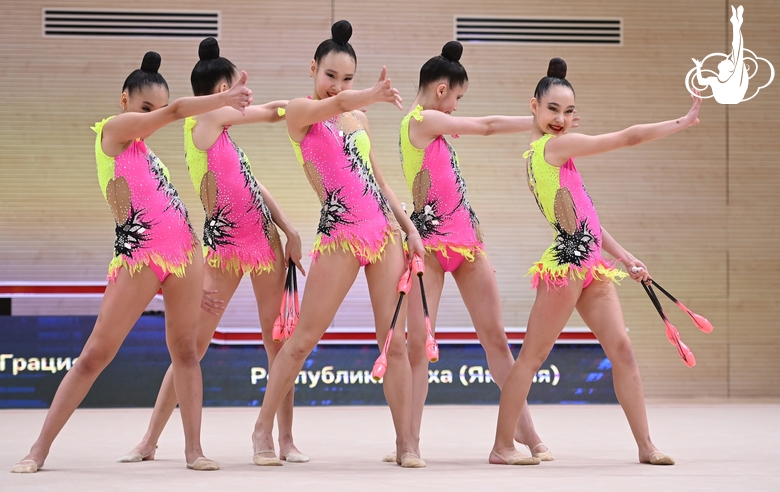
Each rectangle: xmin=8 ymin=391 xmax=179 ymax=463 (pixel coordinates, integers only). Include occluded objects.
xmin=335 ymin=93 xmax=350 ymax=113
xmin=482 ymin=121 xmax=497 ymax=137
xmin=168 ymin=100 xmax=185 ymax=121
xmin=624 ymin=132 xmax=642 ymax=147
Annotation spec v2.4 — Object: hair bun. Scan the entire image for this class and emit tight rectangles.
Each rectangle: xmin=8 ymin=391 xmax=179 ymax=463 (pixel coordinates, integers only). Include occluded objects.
xmin=199 ymin=37 xmax=220 ymax=61
xmin=331 ymin=20 xmax=352 ymax=45
xmin=441 ymin=41 xmax=463 ymax=63
xmin=140 ymin=51 xmax=161 ymax=73
xmin=547 ymin=57 xmax=567 ymax=79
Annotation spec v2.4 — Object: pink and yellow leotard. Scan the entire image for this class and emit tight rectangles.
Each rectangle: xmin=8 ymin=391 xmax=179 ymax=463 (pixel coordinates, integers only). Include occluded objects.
xmin=93 ymin=117 xmax=197 ymax=282
xmin=399 ymin=106 xmax=484 ymax=272
xmin=524 ymin=133 xmax=626 ymax=289
xmin=184 ymin=118 xmax=280 ymax=275
xmin=289 ymin=109 xmax=397 ymax=265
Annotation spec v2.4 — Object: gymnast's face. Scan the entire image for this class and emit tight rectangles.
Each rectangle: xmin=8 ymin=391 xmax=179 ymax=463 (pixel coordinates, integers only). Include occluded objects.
xmin=531 ymin=85 xmax=575 ymax=135
xmin=119 ymin=84 xmax=169 ymax=139
xmin=120 ymin=84 xmax=169 ymax=114
xmin=310 ymin=51 xmax=356 ymax=100
xmin=432 ymin=80 xmax=468 ymax=114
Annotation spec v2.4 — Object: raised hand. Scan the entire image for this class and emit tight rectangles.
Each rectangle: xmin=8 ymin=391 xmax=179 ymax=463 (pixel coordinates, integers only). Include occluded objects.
xmin=225 ymin=70 xmax=253 ymax=114
xmin=681 ymin=89 xmax=702 ymax=127
xmin=692 ymin=58 xmax=703 ymax=68
xmin=571 ymin=109 xmax=581 ymax=129
xmin=371 ymin=66 xmax=403 ymax=110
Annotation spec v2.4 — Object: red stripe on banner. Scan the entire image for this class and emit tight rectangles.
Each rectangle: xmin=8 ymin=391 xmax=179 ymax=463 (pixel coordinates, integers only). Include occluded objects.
xmin=210 ymin=330 xmax=598 ymax=345
xmin=0 ymin=285 xmax=107 ymax=294
xmin=0 ymin=284 xmax=163 ymax=296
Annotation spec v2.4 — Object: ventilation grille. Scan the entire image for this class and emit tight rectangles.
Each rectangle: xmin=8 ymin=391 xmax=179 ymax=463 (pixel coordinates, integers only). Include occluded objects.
xmin=456 ymin=17 xmax=621 ymax=45
xmin=43 ymin=9 xmax=219 ymax=38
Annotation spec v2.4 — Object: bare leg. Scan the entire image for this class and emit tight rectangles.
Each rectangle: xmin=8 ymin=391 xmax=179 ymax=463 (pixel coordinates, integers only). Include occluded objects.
xmin=490 ymin=279 xmax=581 ymax=463
xmin=160 ymin=256 xmax=216 ymax=467
xmin=576 ymin=280 xmax=672 ymax=464
xmin=252 ymin=249 xmax=359 ymax=462
xmin=120 ymin=262 xmax=243 ymax=461
xmin=248 ymin=246 xmax=307 ymax=461
xmin=13 ymin=267 xmax=160 ymax=471
xmin=404 ymin=251 xmax=445 ymax=457
xmin=452 ymin=254 xmax=548 ymax=456
xmin=365 ymin=236 xmax=418 ymax=464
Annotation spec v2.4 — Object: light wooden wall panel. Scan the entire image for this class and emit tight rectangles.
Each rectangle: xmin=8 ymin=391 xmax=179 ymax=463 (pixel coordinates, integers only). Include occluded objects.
xmin=1 ymin=0 xmax=778 ymax=397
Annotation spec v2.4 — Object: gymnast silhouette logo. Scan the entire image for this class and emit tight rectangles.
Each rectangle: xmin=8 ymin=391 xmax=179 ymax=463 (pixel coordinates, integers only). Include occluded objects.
xmin=685 ymin=5 xmax=774 ymax=104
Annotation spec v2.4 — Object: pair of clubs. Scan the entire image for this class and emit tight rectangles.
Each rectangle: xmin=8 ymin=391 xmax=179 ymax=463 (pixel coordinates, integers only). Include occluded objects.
xmin=272 ymin=259 xmax=299 ymax=342
xmin=372 ymin=254 xmax=440 ymax=381
xmin=641 ymin=277 xmax=713 ymax=367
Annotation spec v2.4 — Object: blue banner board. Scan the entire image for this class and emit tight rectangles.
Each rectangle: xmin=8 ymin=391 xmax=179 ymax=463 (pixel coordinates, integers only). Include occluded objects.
xmin=0 ymin=316 xmax=616 ymax=408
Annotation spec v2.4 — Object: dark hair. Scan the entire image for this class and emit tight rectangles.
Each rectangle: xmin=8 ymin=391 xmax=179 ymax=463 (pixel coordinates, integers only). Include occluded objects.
xmin=121 ymin=51 xmax=168 ymax=95
xmin=313 ymin=20 xmax=357 ymax=65
xmin=419 ymin=41 xmax=468 ymax=90
xmin=190 ymin=37 xmax=238 ymax=96
xmin=533 ymin=57 xmax=574 ymax=100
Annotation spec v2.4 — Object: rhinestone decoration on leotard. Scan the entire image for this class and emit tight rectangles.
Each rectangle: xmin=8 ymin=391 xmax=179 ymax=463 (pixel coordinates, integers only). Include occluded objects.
xmin=318 ymin=186 xmax=354 ymax=236
xmin=114 ymin=206 xmax=151 ymax=258
xmin=203 ymin=204 xmax=236 ymax=250
xmin=183 ymin=118 xmax=279 ymax=275
xmin=445 ymin=140 xmax=481 ymax=238
xmin=147 ymin=151 xmax=187 ymax=217
xmin=398 ymin=106 xmax=484 ymax=258
xmin=523 ymin=133 xmax=626 ymax=288
xmin=289 ymin=109 xmax=396 ymax=263
xmin=93 ymin=117 xmax=196 ymax=281
xmin=343 ymin=129 xmax=386 ymax=214
xmin=551 ymin=218 xmax=597 ymax=267
xmin=410 ymin=201 xmax=448 ymax=240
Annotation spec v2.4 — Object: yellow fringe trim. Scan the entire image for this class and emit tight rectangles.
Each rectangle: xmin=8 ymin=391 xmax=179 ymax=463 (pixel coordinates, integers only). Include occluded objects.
xmin=312 ymin=228 xmax=396 ymax=265
xmin=107 ymin=247 xmax=196 ymax=282
xmin=203 ymin=245 xmax=275 ymax=276
xmin=527 ymin=260 xmax=628 ymax=289
xmin=404 ymin=241 xmax=486 ymax=262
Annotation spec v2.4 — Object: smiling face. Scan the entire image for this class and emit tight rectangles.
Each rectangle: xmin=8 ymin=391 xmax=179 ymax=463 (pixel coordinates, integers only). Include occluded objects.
xmin=531 ymin=84 xmax=576 ymax=135
xmin=310 ymin=51 xmax=356 ymax=100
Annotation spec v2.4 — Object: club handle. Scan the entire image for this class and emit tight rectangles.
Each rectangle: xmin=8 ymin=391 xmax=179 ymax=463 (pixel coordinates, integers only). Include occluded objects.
xmin=411 ymin=253 xmax=425 ymax=277
xmin=397 ymin=263 xmax=414 ymax=294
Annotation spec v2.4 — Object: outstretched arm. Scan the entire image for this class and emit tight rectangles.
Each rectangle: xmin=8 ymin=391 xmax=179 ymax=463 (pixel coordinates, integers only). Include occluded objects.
xmin=103 ymin=71 xmax=252 ymax=148
xmin=207 ymin=100 xmax=287 ymax=128
xmin=601 ymin=227 xmax=649 ymax=282
xmin=416 ymin=111 xmax=534 ymax=139
xmin=259 ymin=183 xmax=304 ymax=275
xmin=544 ymin=91 xmax=700 ymax=166
xmin=286 ymin=67 xmax=402 ymax=140
xmin=410 ymin=110 xmax=580 ymax=149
